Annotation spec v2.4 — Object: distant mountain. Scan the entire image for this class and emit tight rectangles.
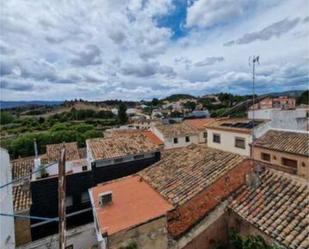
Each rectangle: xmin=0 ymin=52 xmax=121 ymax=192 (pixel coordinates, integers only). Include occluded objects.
xmin=262 ymin=90 xmax=305 ymax=98
xmin=0 ymin=101 xmax=63 ymax=109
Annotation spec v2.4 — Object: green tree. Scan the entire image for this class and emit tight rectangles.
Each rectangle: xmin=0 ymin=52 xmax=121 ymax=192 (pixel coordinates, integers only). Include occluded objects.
xmin=151 ymin=98 xmax=160 ymax=107
xmin=0 ymin=111 xmax=14 ymax=125
xmin=297 ymin=90 xmax=309 ymax=105
xmin=118 ymin=102 xmax=128 ymax=124
xmin=183 ymin=101 xmax=196 ymax=111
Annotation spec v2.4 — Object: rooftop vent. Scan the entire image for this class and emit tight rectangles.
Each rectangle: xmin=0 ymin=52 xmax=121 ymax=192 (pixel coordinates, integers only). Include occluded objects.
xmin=98 ymin=191 xmax=112 ymax=207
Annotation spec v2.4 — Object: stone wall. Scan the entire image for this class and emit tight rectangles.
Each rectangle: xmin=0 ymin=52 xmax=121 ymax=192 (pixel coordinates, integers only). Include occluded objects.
xmin=15 ymin=210 xmax=32 ymax=246
xmin=108 ymin=216 xmax=168 ymax=249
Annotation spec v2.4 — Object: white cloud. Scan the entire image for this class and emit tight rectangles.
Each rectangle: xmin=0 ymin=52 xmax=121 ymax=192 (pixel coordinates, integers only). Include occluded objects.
xmin=186 ymin=0 xmax=248 ymax=28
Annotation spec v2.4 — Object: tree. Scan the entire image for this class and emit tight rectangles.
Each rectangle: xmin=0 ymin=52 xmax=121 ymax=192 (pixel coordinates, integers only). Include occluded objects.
xmin=118 ymin=102 xmax=128 ymax=124
xmin=183 ymin=101 xmax=196 ymax=111
xmin=151 ymin=98 xmax=160 ymax=107
xmin=297 ymin=90 xmax=309 ymax=105
xmin=0 ymin=111 xmax=14 ymax=125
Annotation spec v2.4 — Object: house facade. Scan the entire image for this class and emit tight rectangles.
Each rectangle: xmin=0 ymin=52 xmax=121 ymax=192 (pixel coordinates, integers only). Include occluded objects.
xmin=206 ymin=118 xmax=270 ymax=156
xmin=151 ymin=123 xmax=200 ymax=149
xmin=252 ymin=129 xmax=309 ymax=179
xmin=248 ymin=107 xmax=309 ymax=131
xmin=250 ymin=96 xmax=296 ymax=110
xmin=89 ymin=175 xmax=173 ymax=249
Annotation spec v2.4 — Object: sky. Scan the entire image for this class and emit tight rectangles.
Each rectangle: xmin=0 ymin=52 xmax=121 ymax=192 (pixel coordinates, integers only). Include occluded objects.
xmin=1 ymin=0 xmax=308 ymax=101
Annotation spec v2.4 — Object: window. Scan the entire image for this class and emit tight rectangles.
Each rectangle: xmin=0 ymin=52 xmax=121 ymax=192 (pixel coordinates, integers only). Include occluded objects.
xmin=82 ymin=165 xmax=87 ymax=171
xmin=282 ymin=158 xmax=297 ymax=168
xmin=213 ymin=134 xmax=221 ymax=143
xmin=134 ymin=154 xmax=144 ymax=160
xmin=114 ymin=158 xmax=123 ymax=163
xmin=235 ymin=137 xmax=245 ymax=149
xmin=81 ymin=192 xmax=90 ymax=203
xmin=203 ymin=132 xmax=208 ymax=138
xmin=185 ymin=136 xmax=190 ymax=142
xmin=261 ymin=153 xmax=271 ymax=161
xmin=65 ymin=196 xmax=73 ymax=208
xmin=173 ymin=138 xmax=178 ymax=144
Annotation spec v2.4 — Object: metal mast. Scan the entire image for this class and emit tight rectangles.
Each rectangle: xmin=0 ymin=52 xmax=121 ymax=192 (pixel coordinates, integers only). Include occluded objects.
xmin=250 ymin=56 xmax=259 ymax=165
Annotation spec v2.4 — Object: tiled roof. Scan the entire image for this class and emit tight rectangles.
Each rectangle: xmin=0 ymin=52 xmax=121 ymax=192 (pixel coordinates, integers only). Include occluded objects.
xmin=184 ymin=118 xmax=215 ymax=130
xmin=11 ymin=157 xmax=34 ymax=180
xmin=139 ymin=144 xmax=245 ymax=205
xmin=11 ymin=155 xmax=49 ymax=180
xmin=46 ymin=142 xmax=80 ymax=162
xmin=90 ymin=175 xmax=173 ymax=235
xmin=13 ymin=184 xmax=31 ymax=213
xmin=155 ymin=123 xmax=199 ymax=138
xmin=229 ymin=169 xmax=309 ymax=249
xmin=253 ymin=130 xmax=309 ymax=156
xmin=87 ymin=133 xmax=160 ymax=161
xmin=141 ymin=131 xmax=164 ymax=146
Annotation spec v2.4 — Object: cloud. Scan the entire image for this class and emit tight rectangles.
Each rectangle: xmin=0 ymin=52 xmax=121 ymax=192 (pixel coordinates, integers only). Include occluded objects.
xmin=194 ymin=57 xmax=224 ymax=67
xmin=224 ymin=18 xmax=300 ymax=46
xmin=71 ymin=45 xmax=102 ymax=66
xmin=121 ymin=61 xmax=175 ymax=78
xmin=186 ymin=0 xmax=248 ymax=28
xmin=1 ymin=79 xmax=33 ymax=91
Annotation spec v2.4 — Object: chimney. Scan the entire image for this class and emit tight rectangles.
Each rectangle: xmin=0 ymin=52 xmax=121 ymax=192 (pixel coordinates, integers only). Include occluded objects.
xmin=98 ymin=191 xmax=112 ymax=207
xmin=33 ymin=139 xmax=41 ymax=180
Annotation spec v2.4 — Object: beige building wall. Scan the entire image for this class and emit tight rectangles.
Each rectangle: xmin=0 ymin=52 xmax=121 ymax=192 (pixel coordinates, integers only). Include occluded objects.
xmin=207 ymin=129 xmax=252 ymax=156
xmin=253 ymin=147 xmax=309 ymax=179
xmin=15 ymin=210 xmax=32 ymax=246
xmin=108 ymin=216 xmax=168 ymax=249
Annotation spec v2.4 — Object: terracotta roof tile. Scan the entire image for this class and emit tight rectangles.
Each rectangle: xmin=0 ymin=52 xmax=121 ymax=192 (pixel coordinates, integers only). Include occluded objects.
xmin=139 ymin=144 xmax=245 ymax=206
xmin=87 ymin=133 xmax=160 ymax=161
xmin=229 ymin=169 xmax=309 ymax=249
xmin=253 ymin=130 xmax=309 ymax=156
xmin=11 ymin=157 xmax=34 ymax=180
xmin=155 ymin=123 xmax=199 ymax=138
xmin=46 ymin=142 xmax=80 ymax=162
xmin=184 ymin=118 xmax=216 ymax=130
xmin=13 ymin=184 xmax=31 ymax=213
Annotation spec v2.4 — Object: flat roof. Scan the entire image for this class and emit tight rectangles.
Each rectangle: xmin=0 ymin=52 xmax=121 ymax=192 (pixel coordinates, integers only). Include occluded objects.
xmin=206 ymin=118 xmax=267 ymax=134
xmin=87 ymin=133 xmax=160 ymax=161
xmin=90 ymin=175 xmax=173 ymax=235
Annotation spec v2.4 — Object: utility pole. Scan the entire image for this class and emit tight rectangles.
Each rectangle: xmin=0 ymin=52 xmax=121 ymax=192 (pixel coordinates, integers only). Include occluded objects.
xmin=250 ymin=56 xmax=259 ymax=167
xmin=58 ymin=146 xmax=66 ymax=249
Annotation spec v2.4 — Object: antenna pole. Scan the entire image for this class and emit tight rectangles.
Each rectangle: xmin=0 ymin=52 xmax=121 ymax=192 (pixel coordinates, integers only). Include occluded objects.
xmin=58 ymin=146 xmax=66 ymax=249
xmin=251 ymin=56 xmax=259 ymax=165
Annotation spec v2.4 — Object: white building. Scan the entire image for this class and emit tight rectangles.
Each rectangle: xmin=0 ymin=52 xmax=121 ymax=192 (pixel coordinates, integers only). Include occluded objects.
xmin=248 ymin=107 xmax=309 ymax=131
xmin=151 ymin=122 xmax=200 ymax=149
xmin=0 ymin=148 xmax=15 ymax=249
xmin=206 ymin=118 xmax=270 ymax=156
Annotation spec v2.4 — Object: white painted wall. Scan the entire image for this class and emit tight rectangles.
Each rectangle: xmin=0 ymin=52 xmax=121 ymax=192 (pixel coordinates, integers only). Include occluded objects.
xmin=0 ymin=148 xmax=15 ymax=249
xmin=207 ymin=129 xmax=252 ymax=156
xmin=17 ymin=223 xmax=97 ymax=249
xmin=248 ymin=108 xmax=309 ymax=131
xmin=151 ymin=126 xmax=199 ymax=149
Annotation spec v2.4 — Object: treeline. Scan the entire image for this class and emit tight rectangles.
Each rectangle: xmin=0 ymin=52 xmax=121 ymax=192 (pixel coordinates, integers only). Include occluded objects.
xmin=8 ymin=123 xmax=102 ymax=159
xmin=51 ymin=108 xmax=116 ymax=122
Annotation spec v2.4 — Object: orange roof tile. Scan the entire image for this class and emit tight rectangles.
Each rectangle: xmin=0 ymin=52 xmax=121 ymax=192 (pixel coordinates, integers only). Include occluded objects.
xmin=184 ymin=118 xmax=216 ymax=130
xmin=141 ymin=131 xmax=164 ymax=146
xmin=90 ymin=175 xmax=173 ymax=235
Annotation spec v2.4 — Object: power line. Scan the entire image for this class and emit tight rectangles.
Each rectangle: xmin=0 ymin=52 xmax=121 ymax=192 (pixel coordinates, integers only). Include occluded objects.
xmin=0 ymin=161 xmax=56 ymax=189
xmin=0 ymin=213 xmax=58 ymax=222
